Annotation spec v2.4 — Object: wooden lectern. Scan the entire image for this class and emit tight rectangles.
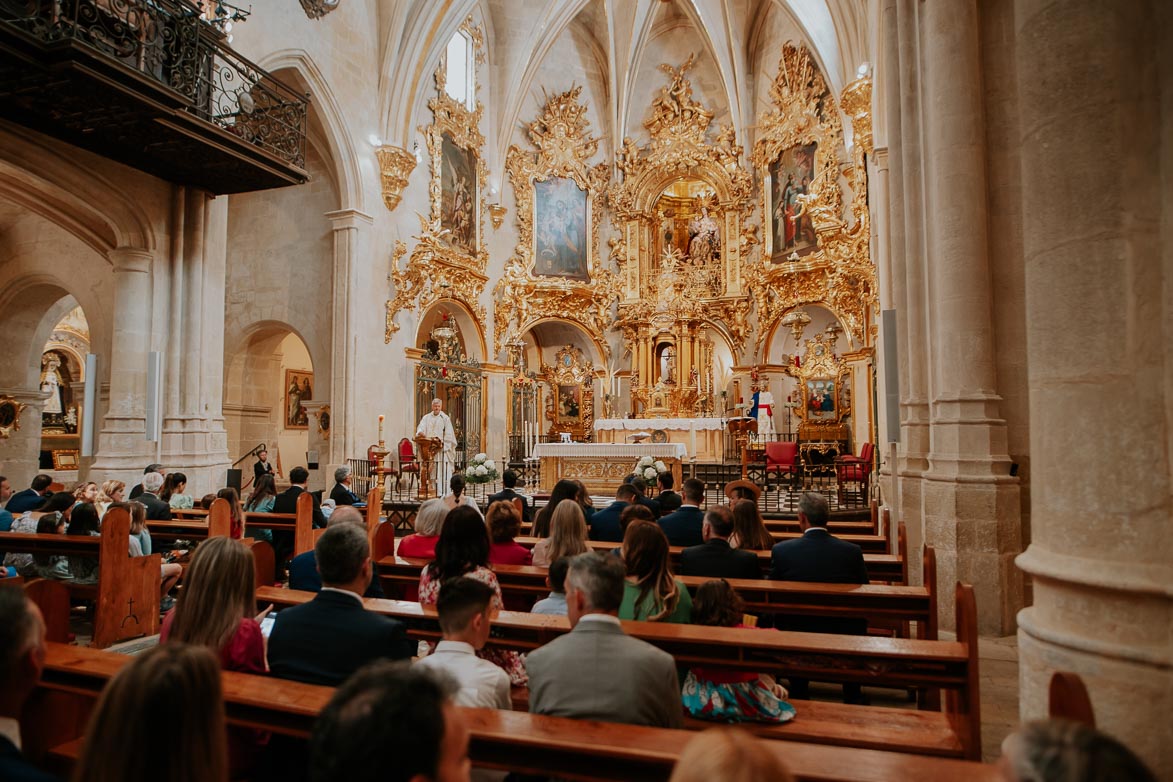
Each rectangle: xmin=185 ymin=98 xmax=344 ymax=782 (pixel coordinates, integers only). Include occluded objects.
xmin=413 ymin=434 xmax=442 ymax=500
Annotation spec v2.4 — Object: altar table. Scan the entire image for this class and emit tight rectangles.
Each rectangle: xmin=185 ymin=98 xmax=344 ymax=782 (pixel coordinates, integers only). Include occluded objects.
xmin=593 ymin=417 xmax=726 ymax=463
xmin=531 ymin=442 xmax=687 ymax=495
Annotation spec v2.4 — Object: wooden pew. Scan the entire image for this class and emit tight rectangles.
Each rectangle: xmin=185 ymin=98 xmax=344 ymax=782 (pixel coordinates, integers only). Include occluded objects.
xmin=1048 ymin=671 xmax=1095 ymax=727
xmin=1 ymin=508 xmax=160 ymax=648
xmin=27 ymin=642 xmax=998 ymax=782
xmin=378 ymin=545 xmax=937 ymax=642
xmin=257 ymin=581 xmax=982 ymax=760
xmin=510 ymin=536 xmax=906 ymax=583
xmin=145 ymin=497 xmax=232 ymax=542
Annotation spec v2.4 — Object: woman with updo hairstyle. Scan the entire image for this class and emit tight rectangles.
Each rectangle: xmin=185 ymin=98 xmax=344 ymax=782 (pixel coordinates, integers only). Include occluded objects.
xmin=668 ymin=728 xmax=795 ymax=782
xmin=72 ymin=481 xmax=98 ymax=505
xmin=71 ymin=643 xmax=228 ymax=782
xmin=531 ymin=500 xmax=588 ymax=567
xmin=533 ymin=478 xmax=579 ymax=538
xmin=998 ymin=719 xmax=1157 ymax=782
xmin=160 ymin=472 xmax=194 ymax=509
xmin=729 ymin=499 xmax=775 ymax=551
xmin=96 ymin=479 xmax=125 ymax=517
xmin=682 ymin=579 xmax=795 ymax=723
xmin=618 ymin=520 xmax=692 ymax=623
xmin=487 ymin=500 xmax=532 ymax=566
xmin=442 ymin=472 xmax=481 ymax=516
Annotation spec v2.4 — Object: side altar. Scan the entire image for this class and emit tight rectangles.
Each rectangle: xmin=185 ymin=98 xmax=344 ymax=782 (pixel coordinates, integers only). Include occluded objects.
xmin=592 ymin=418 xmax=725 ymax=463
xmin=531 ymin=442 xmax=686 ymax=495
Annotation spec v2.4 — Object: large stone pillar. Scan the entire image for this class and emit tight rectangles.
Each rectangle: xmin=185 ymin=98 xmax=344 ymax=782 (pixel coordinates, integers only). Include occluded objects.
xmin=0 ymin=388 xmax=50 ymax=489
xmin=1015 ymin=0 xmax=1171 ymax=775
xmin=91 ymin=247 xmax=154 ymax=479
xmin=919 ymin=0 xmax=1022 ymax=633
xmin=326 ymin=209 xmax=374 ymax=467
xmin=894 ymin=0 xmax=930 ymax=582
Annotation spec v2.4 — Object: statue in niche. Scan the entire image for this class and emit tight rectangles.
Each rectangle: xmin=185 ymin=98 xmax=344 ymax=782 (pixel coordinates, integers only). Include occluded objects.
xmin=687 ymin=203 xmax=720 ymax=266
xmin=40 ymin=354 xmax=64 ymax=415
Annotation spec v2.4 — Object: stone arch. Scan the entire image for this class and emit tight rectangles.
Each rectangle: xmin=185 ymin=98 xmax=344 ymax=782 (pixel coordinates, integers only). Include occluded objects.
xmin=415 ymin=299 xmax=488 ymax=362
xmin=759 ymin=302 xmax=856 ymax=361
xmin=0 ymin=125 xmax=155 ymax=254
xmin=257 ymin=50 xmax=365 ymax=213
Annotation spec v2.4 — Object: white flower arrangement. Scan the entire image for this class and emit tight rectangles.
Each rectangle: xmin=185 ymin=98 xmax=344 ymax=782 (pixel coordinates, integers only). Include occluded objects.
xmin=634 ymin=455 xmax=668 ymax=483
xmin=464 ymin=452 xmax=500 ymax=484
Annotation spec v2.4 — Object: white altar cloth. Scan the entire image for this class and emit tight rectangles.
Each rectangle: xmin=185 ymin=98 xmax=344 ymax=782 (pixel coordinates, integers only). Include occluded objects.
xmin=532 ymin=442 xmax=688 ymax=460
xmin=593 ymin=418 xmax=727 ymax=432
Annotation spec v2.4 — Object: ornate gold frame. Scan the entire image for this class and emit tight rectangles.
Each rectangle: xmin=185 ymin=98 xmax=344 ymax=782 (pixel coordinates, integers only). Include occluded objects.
xmin=0 ymin=395 xmax=27 ymax=440
xmin=607 ymin=54 xmax=756 ymax=354
xmin=492 ymin=87 xmax=615 ymax=360
xmin=385 ymin=18 xmax=489 ymax=341
xmin=748 ymin=43 xmax=876 ymax=350
xmin=541 ymin=345 xmax=595 ymax=442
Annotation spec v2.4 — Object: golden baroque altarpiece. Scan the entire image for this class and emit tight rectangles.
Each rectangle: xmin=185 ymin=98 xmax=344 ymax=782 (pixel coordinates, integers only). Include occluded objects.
xmin=386 ymin=18 xmax=489 ymax=342
xmin=387 ymin=40 xmax=876 ymax=431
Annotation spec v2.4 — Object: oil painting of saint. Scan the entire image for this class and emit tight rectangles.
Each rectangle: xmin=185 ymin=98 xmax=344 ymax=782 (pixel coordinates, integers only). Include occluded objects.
xmin=441 ymin=132 xmax=477 ymax=253
xmin=533 ymin=176 xmax=589 ymax=281
xmin=769 ymin=142 xmax=818 ymax=260
xmin=557 ymin=384 xmax=581 ymax=421
xmin=285 ymin=369 xmax=312 ymax=430
xmin=805 ymin=378 xmax=836 ymax=420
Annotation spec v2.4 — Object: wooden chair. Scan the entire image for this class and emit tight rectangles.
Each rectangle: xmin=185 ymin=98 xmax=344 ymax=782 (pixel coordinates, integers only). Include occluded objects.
xmin=1048 ymin=671 xmax=1096 ymax=727
xmin=398 ymin=437 xmax=419 ymax=492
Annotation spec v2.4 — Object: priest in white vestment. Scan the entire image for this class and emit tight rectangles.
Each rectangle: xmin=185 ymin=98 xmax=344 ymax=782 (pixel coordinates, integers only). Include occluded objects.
xmin=416 ymin=398 xmax=457 ymax=493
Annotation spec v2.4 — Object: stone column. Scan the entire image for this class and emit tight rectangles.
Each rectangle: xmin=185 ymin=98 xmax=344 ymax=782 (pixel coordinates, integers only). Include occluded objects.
xmin=1015 ymin=0 xmax=1171 ymax=775
xmin=895 ymin=0 xmax=930 ymax=582
xmin=0 ymin=388 xmax=50 ymax=489
xmin=918 ymin=0 xmax=1022 ymax=634
xmin=326 ymin=209 xmax=373 ymax=469
xmin=91 ymin=247 xmax=154 ymax=479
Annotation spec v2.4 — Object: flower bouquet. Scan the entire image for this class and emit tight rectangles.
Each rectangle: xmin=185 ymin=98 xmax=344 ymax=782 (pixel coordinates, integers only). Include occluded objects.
xmin=464 ymin=453 xmax=499 ymax=485
xmin=633 ymin=455 xmax=668 ymax=483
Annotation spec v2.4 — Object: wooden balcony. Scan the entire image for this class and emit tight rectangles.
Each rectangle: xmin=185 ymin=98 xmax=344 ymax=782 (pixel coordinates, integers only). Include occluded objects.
xmin=0 ymin=0 xmax=308 ymax=194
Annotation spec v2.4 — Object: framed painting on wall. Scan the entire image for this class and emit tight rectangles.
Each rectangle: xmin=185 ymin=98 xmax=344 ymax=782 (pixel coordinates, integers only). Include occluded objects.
xmin=441 ymin=131 xmax=478 ymax=253
xmin=285 ymin=369 xmax=313 ymax=430
xmin=557 ymin=384 xmax=581 ymax=423
xmin=768 ymin=142 xmax=818 ymax=260
xmin=804 ymin=377 xmax=837 ymax=421
xmin=532 ymin=176 xmax=589 ymax=280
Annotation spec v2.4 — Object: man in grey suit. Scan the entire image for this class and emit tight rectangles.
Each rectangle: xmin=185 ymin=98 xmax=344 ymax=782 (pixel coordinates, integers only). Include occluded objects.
xmin=526 ymin=552 xmax=683 ymax=728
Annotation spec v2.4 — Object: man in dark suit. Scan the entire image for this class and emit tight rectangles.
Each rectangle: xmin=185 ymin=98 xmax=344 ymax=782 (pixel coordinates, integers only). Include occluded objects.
xmin=487 ymin=469 xmax=533 ymax=524
xmin=770 ymin=491 xmax=869 ymax=704
xmin=128 ymin=463 xmax=164 ymax=500
xmin=679 ymin=505 xmax=761 ymax=580
xmin=254 ymin=448 xmax=275 ymax=483
xmin=589 ymin=484 xmax=638 ymax=542
xmin=136 ymin=471 xmax=171 ymax=520
xmin=288 ymin=507 xmax=383 ymax=598
xmin=329 ymin=465 xmax=362 ymax=506
xmin=657 ymin=477 xmax=706 ymax=547
xmin=655 ymin=472 xmax=682 ymax=516
xmin=0 ymin=589 xmax=59 ymax=782
xmin=268 ymin=522 xmax=412 ymax=686
xmin=4 ymin=474 xmax=53 ymax=514
xmin=625 ymin=475 xmax=661 ymax=517
xmin=274 ymin=466 xmax=327 ymax=527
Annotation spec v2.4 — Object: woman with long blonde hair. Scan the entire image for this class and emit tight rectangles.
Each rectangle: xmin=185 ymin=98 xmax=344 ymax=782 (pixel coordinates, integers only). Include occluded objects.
xmin=95 ymin=479 xmax=125 ymax=517
xmin=619 ymin=520 xmax=692 ymax=623
xmin=531 ymin=500 xmax=588 ymax=567
xmin=162 ymin=536 xmax=265 ymax=674
xmin=71 ymin=643 xmax=228 ymax=782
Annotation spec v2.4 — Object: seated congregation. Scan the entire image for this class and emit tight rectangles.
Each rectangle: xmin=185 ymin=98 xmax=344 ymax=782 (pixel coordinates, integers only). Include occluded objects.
xmin=0 ymin=469 xmax=1159 ymax=781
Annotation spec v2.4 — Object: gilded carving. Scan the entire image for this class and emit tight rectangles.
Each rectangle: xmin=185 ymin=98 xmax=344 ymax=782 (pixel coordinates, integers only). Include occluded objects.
xmin=748 ymin=43 xmax=876 ymax=349
xmin=540 ymin=345 xmax=595 ymax=441
xmin=492 ymin=86 xmax=616 ymax=360
xmin=375 ymin=145 xmax=416 ymax=212
xmin=386 ymin=18 xmax=490 ymax=341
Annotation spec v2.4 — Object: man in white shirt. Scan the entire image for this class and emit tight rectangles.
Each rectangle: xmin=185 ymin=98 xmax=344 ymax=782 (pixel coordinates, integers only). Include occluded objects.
xmin=416 ymin=398 xmax=458 ymax=493
xmin=416 ymin=577 xmax=511 ymax=710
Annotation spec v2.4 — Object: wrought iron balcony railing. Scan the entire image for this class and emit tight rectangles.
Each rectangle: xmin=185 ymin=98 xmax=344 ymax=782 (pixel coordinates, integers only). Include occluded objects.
xmin=1 ymin=0 xmax=307 ymax=172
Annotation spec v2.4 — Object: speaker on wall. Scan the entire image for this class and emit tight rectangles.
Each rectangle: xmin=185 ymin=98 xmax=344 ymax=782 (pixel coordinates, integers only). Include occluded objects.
xmin=226 ymin=469 xmax=242 ymax=493
xmin=80 ymin=353 xmax=98 ymax=457
xmin=145 ymin=352 xmax=162 ymax=442
xmin=881 ymin=310 xmax=900 ymax=445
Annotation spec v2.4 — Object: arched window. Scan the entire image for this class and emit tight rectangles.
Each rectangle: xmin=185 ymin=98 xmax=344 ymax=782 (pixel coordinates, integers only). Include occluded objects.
xmin=445 ymin=31 xmax=474 ymax=110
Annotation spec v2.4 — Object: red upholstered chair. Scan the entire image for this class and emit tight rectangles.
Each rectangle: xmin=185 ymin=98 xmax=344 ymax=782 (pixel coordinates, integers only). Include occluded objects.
xmin=835 ymin=442 xmax=874 ymax=505
xmin=764 ymin=441 xmax=799 ymax=489
xmin=398 ymin=437 xmax=419 ymax=492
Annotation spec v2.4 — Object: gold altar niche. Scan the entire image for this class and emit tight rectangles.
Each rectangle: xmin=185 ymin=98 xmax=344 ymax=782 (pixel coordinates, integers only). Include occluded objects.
xmin=609 ymin=55 xmax=756 ymax=417
xmin=784 ymin=317 xmax=853 ymax=471
xmin=385 ymin=17 xmax=489 ymax=341
xmin=747 ymin=42 xmax=878 ymax=354
xmin=540 ymin=345 xmax=595 ymax=442
xmin=492 ymin=86 xmax=615 ymax=361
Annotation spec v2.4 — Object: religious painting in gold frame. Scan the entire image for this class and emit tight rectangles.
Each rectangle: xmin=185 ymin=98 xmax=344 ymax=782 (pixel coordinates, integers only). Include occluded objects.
xmin=533 ymin=176 xmax=589 ymax=280
xmin=284 ymin=369 xmax=312 ymax=430
xmin=768 ymin=142 xmax=819 ymax=260
xmin=440 ymin=131 xmax=478 ymax=253
xmin=0 ymin=395 xmax=25 ymax=439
